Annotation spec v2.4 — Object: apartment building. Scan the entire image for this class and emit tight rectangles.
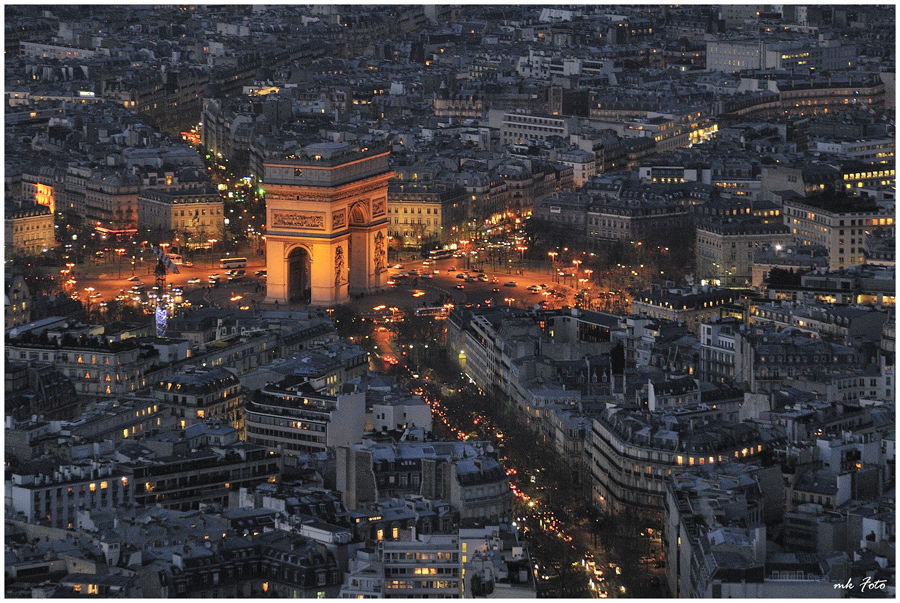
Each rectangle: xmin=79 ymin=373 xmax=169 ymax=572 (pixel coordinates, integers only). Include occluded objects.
xmin=488 ymin=109 xmax=574 ymax=147
xmin=67 ymin=396 xmax=166 ymax=443
xmin=137 ymin=530 xmax=342 ymax=598
xmin=556 ymin=149 xmax=596 ymax=188
xmin=245 ymin=377 xmax=366 ymax=457
xmin=631 ymin=287 xmax=751 ymax=336
xmin=699 ymin=317 xmax=741 ymax=384
xmin=152 ymin=367 xmax=245 ymax=435
xmin=5 ymin=203 xmax=55 ymax=255
xmin=585 ymin=195 xmax=692 ymax=245
xmin=123 ymin=441 xmax=279 ymax=512
xmin=137 ymin=184 xmax=225 ymax=244
xmin=21 ymin=166 xmax=56 ymax=213
xmin=5 ymin=335 xmax=157 ymax=398
xmin=9 ymin=461 xmax=132 ymax=529
xmin=85 ymin=172 xmax=142 ymax=230
xmin=5 ymin=274 xmax=32 ymax=328
xmin=752 ymin=302 xmax=889 ymax=345
xmin=587 ymin=405 xmax=767 ymax=514
xmin=733 ymin=326 xmax=858 ymax=393
xmin=386 ymin=183 xmax=467 ymax=248
xmin=838 ymin=161 xmax=896 ymax=192
xmin=813 ymin=138 xmax=894 ymax=165
xmin=381 ymin=534 xmax=462 ymax=598
xmin=782 ymin=195 xmax=894 ymax=270
xmin=665 ymin=464 xmax=841 ymax=599
xmin=336 ymin=441 xmax=513 ymax=523
xmin=695 ymin=220 xmax=792 ymax=286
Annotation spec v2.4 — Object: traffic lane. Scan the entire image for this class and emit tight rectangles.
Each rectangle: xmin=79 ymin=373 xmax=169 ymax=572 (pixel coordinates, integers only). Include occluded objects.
xmin=68 ymin=258 xmax=265 ymax=303
xmin=393 ymin=259 xmax=573 ymax=309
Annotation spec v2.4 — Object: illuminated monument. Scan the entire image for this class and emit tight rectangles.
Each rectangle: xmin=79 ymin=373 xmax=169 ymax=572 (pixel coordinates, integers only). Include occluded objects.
xmin=264 ymin=143 xmax=392 ymax=306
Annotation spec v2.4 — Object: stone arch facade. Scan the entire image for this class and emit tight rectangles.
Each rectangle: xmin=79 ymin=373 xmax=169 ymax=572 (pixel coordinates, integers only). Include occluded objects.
xmin=263 ymin=145 xmax=392 ymax=306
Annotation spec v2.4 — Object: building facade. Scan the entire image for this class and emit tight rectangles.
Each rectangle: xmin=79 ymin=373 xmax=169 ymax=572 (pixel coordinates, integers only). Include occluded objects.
xmin=137 ymin=185 xmax=224 ymax=245
xmin=153 ymin=367 xmax=245 ymax=436
xmin=245 ymin=378 xmax=366 ymax=456
xmin=695 ymin=221 xmax=792 ymax=286
xmin=6 ymin=203 xmax=55 ymax=255
xmin=782 ymin=195 xmax=894 ymax=271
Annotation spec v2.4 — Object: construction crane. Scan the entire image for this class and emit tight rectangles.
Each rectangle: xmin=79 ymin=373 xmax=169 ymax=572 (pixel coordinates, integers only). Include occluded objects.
xmin=150 ymin=245 xmax=180 ymax=337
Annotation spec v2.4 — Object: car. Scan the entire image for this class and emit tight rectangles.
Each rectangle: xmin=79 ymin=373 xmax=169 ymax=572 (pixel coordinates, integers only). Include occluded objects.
xmin=449 ymin=266 xmax=456 ymax=272
xmin=504 ymin=281 xmax=517 ymax=287
xmin=90 ymin=292 xmax=102 ymax=299
xmin=171 ymin=287 xmax=183 ymax=295
xmin=127 ymin=276 xmax=140 ymax=282
xmin=527 ymin=285 xmax=540 ymax=293
xmin=478 ymin=274 xmax=489 ymax=281
xmin=392 ymin=264 xmax=403 ymax=269
xmin=209 ymin=273 xmax=220 ymax=279
xmin=187 ymin=277 xmax=201 ymax=284
xmin=420 ymin=273 xmax=433 ymax=279
xmin=183 ymin=260 xmax=193 ymax=267
xmin=492 ymin=287 xmax=501 ymax=292
xmin=455 ymin=284 xmax=465 ymax=289
xmin=598 ymin=590 xmax=608 ymax=598
xmin=456 ymin=273 xmax=466 ymax=279
xmin=255 ymin=269 xmax=267 ymax=277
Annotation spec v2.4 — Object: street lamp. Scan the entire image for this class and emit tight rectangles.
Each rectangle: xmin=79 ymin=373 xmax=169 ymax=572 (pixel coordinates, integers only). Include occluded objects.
xmin=572 ymin=259 xmax=582 ymax=286
xmin=84 ymin=287 xmax=95 ymax=313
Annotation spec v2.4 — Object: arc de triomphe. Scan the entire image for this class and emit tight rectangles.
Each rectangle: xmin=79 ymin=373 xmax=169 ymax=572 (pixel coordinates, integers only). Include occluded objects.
xmin=263 ymin=142 xmax=392 ymax=306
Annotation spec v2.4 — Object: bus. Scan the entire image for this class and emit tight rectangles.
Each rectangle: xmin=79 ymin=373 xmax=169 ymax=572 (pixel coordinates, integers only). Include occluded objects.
xmin=429 ymin=248 xmax=454 ymax=260
xmin=415 ymin=305 xmax=449 ymax=319
xmin=219 ymin=257 xmax=247 ymax=269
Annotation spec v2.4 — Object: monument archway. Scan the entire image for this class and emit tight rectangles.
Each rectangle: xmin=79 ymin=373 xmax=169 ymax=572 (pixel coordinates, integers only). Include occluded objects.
xmin=286 ymin=246 xmax=311 ymax=303
xmin=264 ymin=143 xmax=392 ymax=306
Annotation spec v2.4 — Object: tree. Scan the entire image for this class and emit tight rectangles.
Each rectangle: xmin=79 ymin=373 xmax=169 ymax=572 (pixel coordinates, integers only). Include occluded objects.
xmin=388 ymin=310 xmax=446 ymax=349
xmin=330 ymin=305 xmax=374 ymax=341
